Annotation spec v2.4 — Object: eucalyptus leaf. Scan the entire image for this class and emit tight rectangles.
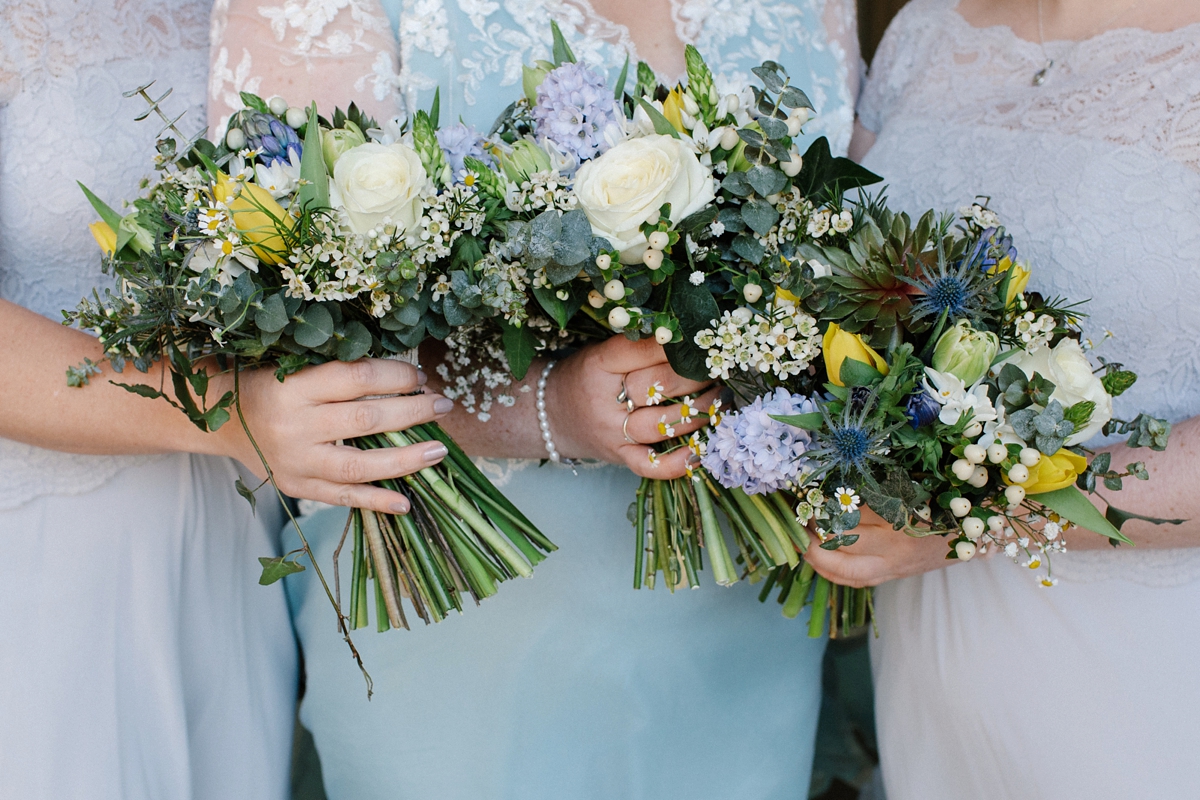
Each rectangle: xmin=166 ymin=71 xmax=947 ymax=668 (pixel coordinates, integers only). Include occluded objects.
xmin=336 ymin=321 xmax=372 ymax=361
xmin=745 ymin=164 xmax=787 ymax=197
xmin=757 ymin=115 xmax=788 ymax=140
xmin=731 ymin=233 xmax=765 ymax=263
xmin=255 ymin=292 xmax=289 ymax=333
xmin=293 ymin=304 xmax=334 ymax=348
xmin=741 ymin=198 xmax=780 ymax=236
xmin=780 ymin=87 xmax=813 ymax=110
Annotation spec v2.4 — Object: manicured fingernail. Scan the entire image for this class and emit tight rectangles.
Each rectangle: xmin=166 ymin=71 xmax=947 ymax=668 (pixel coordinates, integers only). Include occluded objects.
xmin=719 ymin=387 xmax=735 ymax=406
xmin=416 ymin=370 xmax=428 ymax=386
xmin=423 ymin=443 xmax=449 ymax=463
xmin=433 ymin=398 xmax=454 ymax=414
xmin=687 ymin=453 xmax=702 ymax=467
xmin=389 ymin=500 xmax=410 ymax=514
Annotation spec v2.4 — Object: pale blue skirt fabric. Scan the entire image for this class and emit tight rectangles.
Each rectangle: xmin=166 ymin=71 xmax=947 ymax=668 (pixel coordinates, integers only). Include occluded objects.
xmin=285 ymin=463 xmax=825 ymax=800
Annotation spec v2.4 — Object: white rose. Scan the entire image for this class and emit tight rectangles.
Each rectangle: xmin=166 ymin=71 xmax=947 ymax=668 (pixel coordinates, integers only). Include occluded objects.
xmin=573 ymin=134 xmax=715 ymax=263
xmin=1005 ymin=338 xmax=1113 ymax=444
xmin=330 ymin=142 xmax=429 ymax=235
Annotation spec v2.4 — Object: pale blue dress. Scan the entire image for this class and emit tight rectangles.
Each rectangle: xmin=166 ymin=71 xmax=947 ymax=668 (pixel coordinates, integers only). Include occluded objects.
xmin=284 ymin=3 xmax=861 ymax=797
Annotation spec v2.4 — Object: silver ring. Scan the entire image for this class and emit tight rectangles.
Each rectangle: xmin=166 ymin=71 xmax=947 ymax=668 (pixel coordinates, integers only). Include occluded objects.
xmin=616 ymin=381 xmax=636 ymax=412
xmin=622 ymin=412 xmax=638 ymax=445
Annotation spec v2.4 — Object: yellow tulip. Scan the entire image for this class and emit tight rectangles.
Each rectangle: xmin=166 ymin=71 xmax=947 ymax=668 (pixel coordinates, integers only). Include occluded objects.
xmin=990 ymin=257 xmax=1031 ymax=307
xmin=661 ymin=88 xmax=687 ymax=134
xmin=88 ymin=221 xmax=117 ymax=256
xmin=1014 ymin=449 xmax=1088 ymax=494
xmin=212 ymin=175 xmax=293 ymax=264
xmin=822 ymin=322 xmax=890 ymax=387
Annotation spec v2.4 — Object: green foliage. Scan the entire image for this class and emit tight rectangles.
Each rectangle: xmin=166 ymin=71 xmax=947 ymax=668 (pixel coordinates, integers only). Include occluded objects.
xmin=500 ymin=321 xmax=536 ymax=381
xmin=258 ymin=555 xmax=306 ymax=585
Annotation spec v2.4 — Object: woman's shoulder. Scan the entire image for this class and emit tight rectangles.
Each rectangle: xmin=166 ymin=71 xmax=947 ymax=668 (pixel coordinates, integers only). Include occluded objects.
xmin=857 ymin=0 xmax=956 ymax=132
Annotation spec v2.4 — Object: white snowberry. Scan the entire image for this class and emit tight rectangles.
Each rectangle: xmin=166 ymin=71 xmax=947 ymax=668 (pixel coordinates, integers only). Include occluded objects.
xmin=648 ymin=231 xmax=670 ymax=250
xmin=268 ymin=96 xmax=289 ymax=116
xmin=642 ymin=249 xmax=664 ymax=270
xmin=587 ymin=290 xmax=605 ymax=309
xmin=654 ymin=326 xmax=673 ymax=345
xmin=596 ymin=253 xmax=612 ymax=270
xmin=1019 ymin=448 xmax=1042 ymax=467
xmin=603 ymin=279 xmax=625 ymax=301
xmin=987 ymin=443 xmax=1008 ymax=463
xmin=742 ymin=283 xmax=763 ymax=303
xmin=963 ymin=444 xmax=987 ymax=465
xmin=608 ymin=306 xmax=631 ymax=330
xmin=951 ymin=459 xmax=976 ymax=481
xmin=1005 ymin=485 xmax=1026 ymax=506
xmin=950 ymin=497 xmax=972 ymax=517
xmin=955 ymin=541 xmax=978 ymax=561
xmin=285 ymin=107 xmax=307 ymax=129
xmin=1008 ymin=464 xmax=1030 ymax=484
xmin=962 ymin=517 xmax=985 ymax=540
xmin=967 ymin=466 xmax=990 ymax=488
xmin=225 ymin=128 xmax=246 ymax=150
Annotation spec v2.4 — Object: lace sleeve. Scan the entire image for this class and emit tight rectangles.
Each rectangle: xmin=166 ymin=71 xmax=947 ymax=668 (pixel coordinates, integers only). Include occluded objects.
xmin=208 ymin=0 xmax=402 ymax=133
xmin=857 ymin=0 xmax=933 ymax=133
xmin=822 ymin=0 xmax=862 ymax=115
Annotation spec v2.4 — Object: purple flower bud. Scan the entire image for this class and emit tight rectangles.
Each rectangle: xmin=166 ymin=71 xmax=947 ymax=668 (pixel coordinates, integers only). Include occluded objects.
xmin=905 ymin=390 xmax=941 ymax=429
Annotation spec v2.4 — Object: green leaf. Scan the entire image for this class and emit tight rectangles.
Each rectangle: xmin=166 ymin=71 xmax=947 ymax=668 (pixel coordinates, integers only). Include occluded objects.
xmin=429 ymin=86 xmax=441 ymax=129
xmin=769 ymin=412 xmax=824 ymax=431
xmin=112 ymin=382 xmax=166 ymax=400
xmin=665 ymin=269 xmax=720 ymax=382
xmin=501 ymin=321 xmax=537 ymax=381
xmin=293 ymin=304 xmax=334 ymax=347
xmin=614 ymin=55 xmax=630 ymax=101
xmin=780 ymin=86 xmax=812 ymax=110
xmin=839 ymin=357 xmax=885 ymax=387
xmin=1104 ymin=504 xmax=1186 ymax=532
xmin=794 ymin=137 xmax=882 ymax=203
xmin=239 ymin=92 xmax=271 ymax=114
xmin=1088 ymin=452 xmax=1112 ymax=474
xmin=235 ymin=477 xmax=258 ymax=514
xmin=1030 ymin=485 xmax=1132 ymax=545
xmin=757 ymin=115 xmax=788 ymax=140
xmin=336 ymin=321 xmax=372 ymax=361
xmin=77 ymin=182 xmax=123 ymax=231
xmin=258 ymin=555 xmax=305 ymax=586
xmin=741 ymin=198 xmax=780 ymax=236
xmin=745 ymin=164 xmax=787 ymax=197
xmin=255 ymin=292 xmax=290 ymax=333
xmin=550 ymin=20 xmax=576 ymax=65
xmin=819 ymin=534 xmax=859 ymax=550
xmin=295 ymin=104 xmax=329 ymax=210
xmin=637 ymin=98 xmax=681 ymax=139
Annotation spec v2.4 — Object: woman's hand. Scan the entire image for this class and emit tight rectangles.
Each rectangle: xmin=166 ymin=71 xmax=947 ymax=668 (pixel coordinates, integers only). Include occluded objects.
xmin=215 ymin=358 xmax=455 ymax=514
xmin=802 ymin=506 xmax=957 ymax=587
xmin=545 ymin=336 xmax=719 ymax=478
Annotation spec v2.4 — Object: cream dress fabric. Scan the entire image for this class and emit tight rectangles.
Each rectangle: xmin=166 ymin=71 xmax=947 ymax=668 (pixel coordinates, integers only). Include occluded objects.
xmin=856 ymin=1 xmax=1200 ymax=797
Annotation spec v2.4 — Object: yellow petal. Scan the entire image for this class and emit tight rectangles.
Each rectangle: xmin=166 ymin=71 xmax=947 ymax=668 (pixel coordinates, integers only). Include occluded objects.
xmin=89 ymin=221 xmax=117 ymax=256
xmin=212 ymin=174 xmax=294 ymax=265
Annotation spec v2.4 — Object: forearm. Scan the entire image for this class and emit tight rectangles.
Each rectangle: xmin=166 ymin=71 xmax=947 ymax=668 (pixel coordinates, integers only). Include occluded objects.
xmin=1065 ymin=414 xmax=1200 ymax=550
xmin=426 ymin=349 xmax=550 ymax=460
xmin=0 ymin=300 xmax=228 ymax=457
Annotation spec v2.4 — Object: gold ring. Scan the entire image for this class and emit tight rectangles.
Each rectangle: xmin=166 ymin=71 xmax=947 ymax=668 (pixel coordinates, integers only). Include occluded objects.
xmin=622 ymin=412 xmax=638 ymax=445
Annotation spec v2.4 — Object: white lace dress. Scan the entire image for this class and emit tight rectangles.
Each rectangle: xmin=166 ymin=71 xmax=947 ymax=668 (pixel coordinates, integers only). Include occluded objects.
xmin=856 ymin=1 xmax=1200 ymax=797
xmin=0 ymin=3 xmax=297 ymax=798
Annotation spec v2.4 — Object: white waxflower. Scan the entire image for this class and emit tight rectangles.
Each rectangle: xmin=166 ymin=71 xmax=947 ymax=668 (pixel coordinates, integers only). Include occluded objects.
xmin=689 ymin=270 xmax=706 ymax=286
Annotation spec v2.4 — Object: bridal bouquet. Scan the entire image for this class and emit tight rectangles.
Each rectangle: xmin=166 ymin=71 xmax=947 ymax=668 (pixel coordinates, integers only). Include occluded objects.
xmin=66 ymin=86 xmax=556 ymax=651
xmin=476 ymin=34 xmax=1177 ymax=636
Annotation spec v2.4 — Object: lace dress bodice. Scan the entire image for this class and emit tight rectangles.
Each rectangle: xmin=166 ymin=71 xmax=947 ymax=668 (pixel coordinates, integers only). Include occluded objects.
xmin=209 ymin=0 xmax=860 ymax=154
xmin=0 ymin=0 xmax=210 ymax=509
xmin=859 ymin=0 xmax=1200 ymax=584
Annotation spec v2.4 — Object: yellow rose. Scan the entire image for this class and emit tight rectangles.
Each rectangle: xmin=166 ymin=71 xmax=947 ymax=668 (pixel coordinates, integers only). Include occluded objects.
xmin=990 ymin=257 xmax=1031 ymax=307
xmin=1014 ymin=449 xmax=1088 ymax=494
xmin=89 ymin=221 xmax=116 ymax=256
xmin=213 ymin=174 xmax=293 ymax=264
xmin=822 ymin=322 xmax=889 ymax=387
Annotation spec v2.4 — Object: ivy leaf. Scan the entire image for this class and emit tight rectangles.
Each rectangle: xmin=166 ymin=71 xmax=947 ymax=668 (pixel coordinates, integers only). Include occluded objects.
xmin=258 ymin=555 xmax=305 ymax=586
xmin=235 ymin=477 xmax=258 ymax=514
xmin=501 ymin=321 xmax=537 ymax=381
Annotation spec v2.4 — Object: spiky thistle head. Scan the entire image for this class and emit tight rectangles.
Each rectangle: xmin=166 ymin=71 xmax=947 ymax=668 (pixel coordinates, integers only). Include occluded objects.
xmin=804 ymin=392 xmax=900 ymax=482
xmin=901 ymin=229 xmax=1002 ymax=326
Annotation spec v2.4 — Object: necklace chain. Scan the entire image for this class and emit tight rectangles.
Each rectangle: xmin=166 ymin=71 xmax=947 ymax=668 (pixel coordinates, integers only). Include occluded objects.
xmin=1032 ymin=0 xmax=1144 ymax=86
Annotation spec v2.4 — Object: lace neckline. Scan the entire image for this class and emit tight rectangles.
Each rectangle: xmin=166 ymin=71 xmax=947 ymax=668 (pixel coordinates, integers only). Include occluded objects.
xmin=946 ymin=0 xmax=1200 ymax=52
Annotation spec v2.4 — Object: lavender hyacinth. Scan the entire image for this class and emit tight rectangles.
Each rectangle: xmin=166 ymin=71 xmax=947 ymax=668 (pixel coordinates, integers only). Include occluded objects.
xmin=702 ymin=388 xmax=817 ymax=495
xmin=436 ymin=123 xmax=493 ymax=182
xmin=532 ymin=62 xmax=617 ymax=163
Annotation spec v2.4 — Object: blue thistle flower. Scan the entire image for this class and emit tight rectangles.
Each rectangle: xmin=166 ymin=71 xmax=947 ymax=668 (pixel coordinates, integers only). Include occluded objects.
xmin=532 ymin=62 xmax=617 ymax=163
xmin=804 ymin=393 xmax=901 ymax=481
xmin=903 ymin=235 xmax=1001 ymax=324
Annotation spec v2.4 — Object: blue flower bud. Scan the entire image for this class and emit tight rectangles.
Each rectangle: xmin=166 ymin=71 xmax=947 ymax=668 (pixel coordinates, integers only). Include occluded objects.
xmin=906 ymin=390 xmax=941 ymax=429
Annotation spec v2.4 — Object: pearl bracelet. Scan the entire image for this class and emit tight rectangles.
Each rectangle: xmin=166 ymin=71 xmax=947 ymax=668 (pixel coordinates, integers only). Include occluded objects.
xmin=535 ymin=361 xmax=572 ymax=467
